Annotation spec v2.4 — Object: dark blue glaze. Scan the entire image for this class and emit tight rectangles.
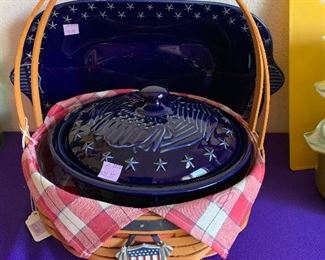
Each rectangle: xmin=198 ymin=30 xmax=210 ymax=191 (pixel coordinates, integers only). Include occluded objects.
xmin=10 ymin=0 xmax=284 ymax=119
xmin=48 ymin=89 xmax=253 ymax=207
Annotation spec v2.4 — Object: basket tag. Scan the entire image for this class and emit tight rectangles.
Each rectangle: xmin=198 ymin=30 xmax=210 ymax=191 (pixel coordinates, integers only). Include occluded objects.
xmin=25 ymin=211 xmax=51 ymax=242
xmin=98 ymin=162 xmax=123 ymax=182
xmin=63 ymin=24 xmax=79 ymax=36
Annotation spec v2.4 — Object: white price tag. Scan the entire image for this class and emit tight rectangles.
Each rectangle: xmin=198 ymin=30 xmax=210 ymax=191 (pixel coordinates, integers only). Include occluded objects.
xmin=63 ymin=24 xmax=80 ymax=36
xmin=25 ymin=211 xmax=51 ymax=242
xmin=98 ymin=162 xmax=123 ymax=182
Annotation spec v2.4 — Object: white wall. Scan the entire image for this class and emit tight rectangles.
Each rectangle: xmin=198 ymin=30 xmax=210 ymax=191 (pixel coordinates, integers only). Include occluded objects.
xmin=0 ymin=0 xmax=289 ymax=132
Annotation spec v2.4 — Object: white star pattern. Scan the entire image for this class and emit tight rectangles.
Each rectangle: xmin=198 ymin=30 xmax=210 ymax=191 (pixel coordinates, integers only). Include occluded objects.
xmin=147 ymin=4 xmax=153 ymax=11
xmin=137 ymin=12 xmax=145 ymax=19
xmin=81 ymin=12 xmax=89 ymax=20
xmin=101 ymin=152 xmax=114 ymax=162
xmin=52 ymin=10 xmax=59 ymax=18
xmin=125 ymin=157 xmax=139 ymax=172
xmin=156 ymin=12 xmax=163 ymax=19
xmin=204 ymin=148 xmax=217 ymax=162
xmin=82 ymin=142 xmax=94 ymax=155
xmin=69 ymin=5 xmax=77 ymax=13
xmin=107 ymin=3 xmax=115 ymax=10
xmin=193 ymin=12 xmax=201 ymax=20
xmin=154 ymin=158 xmax=167 ymax=172
xmin=118 ymin=11 xmax=126 ymax=19
xmin=27 ymin=35 xmax=34 ymax=44
xmin=218 ymin=138 xmax=230 ymax=150
xmin=223 ymin=128 xmax=233 ymax=136
xmin=264 ymin=38 xmax=272 ymax=45
xmin=88 ymin=3 xmax=97 ymax=12
xmin=26 ymin=52 xmax=32 ymax=60
xmin=181 ymin=155 xmax=195 ymax=169
xmin=166 ymin=4 xmax=173 ymax=12
xmin=228 ymin=17 xmax=236 ymax=25
xmin=126 ymin=3 xmax=134 ymax=11
xmin=63 ymin=15 xmax=72 ymax=23
xmin=174 ymin=12 xmax=182 ymax=20
xmin=205 ymin=5 xmax=211 ymax=12
xmin=241 ymin=24 xmax=249 ymax=32
xmin=222 ymin=7 xmax=231 ymax=16
xmin=99 ymin=11 xmax=107 ymax=18
xmin=240 ymin=14 xmax=246 ymax=20
xmin=212 ymin=14 xmax=218 ymax=21
xmin=184 ymin=4 xmax=193 ymax=12
xmin=48 ymin=21 xmax=57 ymax=29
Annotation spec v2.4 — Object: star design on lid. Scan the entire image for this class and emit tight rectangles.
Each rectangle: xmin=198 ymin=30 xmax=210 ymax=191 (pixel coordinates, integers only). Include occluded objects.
xmin=88 ymin=3 xmax=97 ymax=12
xmin=100 ymin=11 xmax=107 ymax=18
xmin=69 ymin=5 xmax=77 ymax=13
xmin=137 ymin=12 xmax=145 ymax=19
xmin=26 ymin=52 xmax=32 ymax=60
xmin=174 ymin=12 xmax=182 ymax=20
xmin=228 ymin=17 xmax=236 ymax=25
xmin=126 ymin=3 xmax=135 ymax=11
xmin=241 ymin=24 xmax=249 ymax=32
xmin=156 ymin=12 xmax=163 ymax=19
xmin=107 ymin=3 xmax=115 ymax=10
xmin=52 ymin=10 xmax=59 ymax=18
xmin=204 ymin=5 xmax=211 ymax=12
xmin=222 ymin=7 xmax=231 ymax=16
xmin=184 ymin=4 xmax=193 ymax=12
xmin=193 ymin=12 xmax=201 ymax=20
xmin=204 ymin=148 xmax=217 ymax=162
xmin=48 ymin=21 xmax=57 ymax=29
xmin=125 ymin=157 xmax=139 ymax=172
xmin=81 ymin=12 xmax=89 ymax=20
xmin=154 ymin=158 xmax=167 ymax=172
xmin=82 ymin=141 xmax=94 ymax=155
xmin=181 ymin=155 xmax=195 ymax=169
xmin=147 ymin=4 xmax=154 ymax=11
xmin=27 ymin=34 xmax=34 ymax=44
xmin=218 ymin=138 xmax=230 ymax=150
xmin=118 ymin=11 xmax=126 ymax=19
xmin=101 ymin=152 xmax=114 ymax=162
xmin=212 ymin=14 xmax=218 ymax=21
xmin=166 ymin=4 xmax=173 ymax=12
xmin=63 ymin=15 xmax=72 ymax=23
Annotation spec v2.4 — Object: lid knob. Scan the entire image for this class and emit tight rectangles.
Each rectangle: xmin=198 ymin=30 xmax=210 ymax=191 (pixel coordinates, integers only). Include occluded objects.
xmin=138 ymin=86 xmax=171 ymax=117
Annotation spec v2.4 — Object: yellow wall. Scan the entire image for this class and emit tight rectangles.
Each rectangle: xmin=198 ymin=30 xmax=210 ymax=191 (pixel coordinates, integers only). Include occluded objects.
xmin=289 ymin=0 xmax=325 ymax=170
xmin=0 ymin=0 xmax=289 ymax=132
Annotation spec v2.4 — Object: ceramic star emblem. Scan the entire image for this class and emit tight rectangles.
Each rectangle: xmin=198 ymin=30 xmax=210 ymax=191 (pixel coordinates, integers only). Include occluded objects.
xmin=147 ymin=4 xmax=153 ymax=11
xmin=218 ymin=138 xmax=230 ymax=150
xmin=48 ymin=21 xmax=58 ymax=29
xmin=26 ymin=51 xmax=32 ymax=59
xmin=82 ymin=142 xmax=94 ymax=155
xmin=222 ymin=7 xmax=231 ymax=16
xmin=184 ymin=4 xmax=193 ymax=12
xmin=264 ymin=38 xmax=272 ymax=45
xmin=107 ymin=3 xmax=115 ymax=10
xmin=63 ymin=15 xmax=72 ymax=23
xmin=27 ymin=35 xmax=34 ymax=44
xmin=212 ymin=14 xmax=218 ymax=21
xmin=52 ymin=10 xmax=59 ymax=18
xmin=88 ymin=3 xmax=97 ymax=12
xmin=118 ymin=11 xmax=126 ymax=19
xmin=223 ymin=128 xmax=233 ymax=136
xmin=228 ymin=17 xmax=236 ymax=25
xmin=193 ymin=12 xmax=201 ymax=20
xmin=174 ymin=12 xmax=182 ymax=20
xmin=205 ymin=5 xmax=211 ymax=12
xmin=100 ymin=11 xmax=107 ymax=18
xmin=204 ymin=148 xmax=217 ymax=162
xmin=137 ymin=12 xmax=145 ymax=19
xmin=101 ymin=152 xmax=114 ymax=162
xmin=241 ymin=24 xmax=249 ymax=32
xmin=181 ymin=155 xmax=195 ymax=169
xmin=166 ymin=4 xmax=173 ymax=12
xmin=126 ymin=3 xmax=134 ymax=11
xmin=154 ymin=158 xmax=167 ymax=172
xmin=240 ymin=14 xmax=246 ymax=20
xmin=69 ymin=5 xmax=77 ymax=13
xmin=156 ymin=12 xmax=163 ymax=19
xmin=125 ymin=157 xmax=139 ymax=172
xmin=81 ymin=12 xmax=89 ymax=20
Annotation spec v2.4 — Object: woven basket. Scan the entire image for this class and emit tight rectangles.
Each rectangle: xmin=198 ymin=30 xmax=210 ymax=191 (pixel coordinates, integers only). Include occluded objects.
xmin=14 ymin=0 xmax=270 ymax=259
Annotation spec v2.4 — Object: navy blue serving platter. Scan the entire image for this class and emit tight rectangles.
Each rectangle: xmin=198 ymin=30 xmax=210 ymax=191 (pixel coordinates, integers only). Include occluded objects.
xmin=11 ymin=0 xmax=284 ymax=119
xmin=47 ymin=87 xmax=253 ymax=207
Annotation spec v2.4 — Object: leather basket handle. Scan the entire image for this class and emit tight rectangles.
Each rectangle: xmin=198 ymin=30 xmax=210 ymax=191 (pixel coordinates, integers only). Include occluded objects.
xmin=14 ymin=0 xmax=270 ymax=152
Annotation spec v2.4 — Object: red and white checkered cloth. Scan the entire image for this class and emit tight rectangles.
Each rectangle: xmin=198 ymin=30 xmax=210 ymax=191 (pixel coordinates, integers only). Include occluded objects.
xmin=22 ymin=89 xmax=265 ymax=259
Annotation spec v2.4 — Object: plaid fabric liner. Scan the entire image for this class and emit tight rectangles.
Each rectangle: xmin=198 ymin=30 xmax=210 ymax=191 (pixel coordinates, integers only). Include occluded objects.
xmin=22 ymin=89 xmax=265 ymax=259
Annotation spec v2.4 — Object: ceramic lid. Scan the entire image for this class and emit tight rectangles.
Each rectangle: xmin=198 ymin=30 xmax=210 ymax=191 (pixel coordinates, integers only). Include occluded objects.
xmin=51 ymin=86 xmax=250 ymax=186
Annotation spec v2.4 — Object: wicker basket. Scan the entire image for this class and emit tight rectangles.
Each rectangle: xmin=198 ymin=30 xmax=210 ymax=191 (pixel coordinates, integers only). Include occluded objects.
xmin=14 ymin=0 xmax=270 ymax=259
